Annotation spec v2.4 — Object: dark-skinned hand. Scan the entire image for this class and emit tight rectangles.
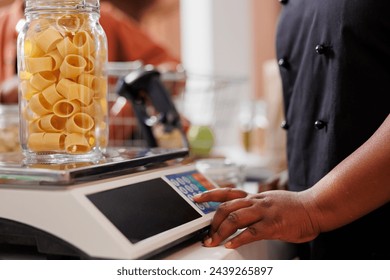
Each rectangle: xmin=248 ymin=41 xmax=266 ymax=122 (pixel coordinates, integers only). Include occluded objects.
xmin=193 ymin=188 xmax=320 ymax=249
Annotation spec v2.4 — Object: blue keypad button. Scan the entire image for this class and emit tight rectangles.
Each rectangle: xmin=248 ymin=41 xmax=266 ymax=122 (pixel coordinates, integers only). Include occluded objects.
xmin=179 ymin=186 xmax=188 ymax=194
xmin=182 ymin=176 xmax=191 ymax=184
xmin=166 ymin=170 xmax=219 ymax=214
xmin=190 ymin=183 xmax=199 ymax=191
xmin=170 ymin=179 xmax=179 ymax=187
xmin=185 ymin=184 xmax=193 ymax=192
xmin=196 ymin=203 xmax=205 ymax=210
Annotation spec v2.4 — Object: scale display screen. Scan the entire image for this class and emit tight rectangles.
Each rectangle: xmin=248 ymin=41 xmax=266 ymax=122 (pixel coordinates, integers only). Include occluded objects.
xmin=87 ymin=178 xmax=202 ymax=244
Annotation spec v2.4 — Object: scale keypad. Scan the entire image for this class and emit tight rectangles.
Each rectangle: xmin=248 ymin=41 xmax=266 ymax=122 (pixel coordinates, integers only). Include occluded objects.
xmin=166 ymin=171 xmax=219 ymax=214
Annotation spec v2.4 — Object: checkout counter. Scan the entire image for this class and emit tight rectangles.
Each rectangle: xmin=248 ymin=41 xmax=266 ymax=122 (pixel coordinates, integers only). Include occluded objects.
xmin=0 ymin=148 xmax=295 ymax=260
xmin=0 ymin=67 xmax=295 ymax=260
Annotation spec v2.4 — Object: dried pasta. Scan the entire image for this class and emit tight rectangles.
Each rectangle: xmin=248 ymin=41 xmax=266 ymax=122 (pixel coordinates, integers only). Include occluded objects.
xmin=29 ymin=93 xmax=53 ymax=115
xmin=82 ymin=99 xmax=98 ymax=116
xmin=59 ymin=54 xmax=87 ymax=78
xmin=73 ymin=31 xmax=95 ymax=56
xmin=56 ymin=37 xmax=78 ymax=57
xmin=24 ymin=39 xmax=45 ymax=57
xmin=25 ymin=57 xmax=53 ymax=73
xmin=65 ymin=112 xmax=94 ymax=134
xmin=86 ymin=132 xmax=96 ymax=146
xmin=42 ymin=83 xmax=63 ymax=105
xmin=56 ymin=14 xmax=81 ymax=34
xmin=36 ymin=28 xmax=63 ymax=53
xmin=19 ymin=71 xmax=32 ymax=80
xmin=40 ymin=114 xmax=67 ymax=132
xmin=84 ymin=55 xmax=95 ymax=73
xmin=78 ymin=73 xmax=97 ymax=89
xmin=56 ymin=78 xmax=93 ymax=105
xmin=28 ymin=132 xmax=66 ymax=151
xmin=20 ymin=14 xmax=108 ymax=155
xmin=45 ymin=50 xmax=63 ymax=71
xmin=0 ymin=118 xmax=20 ymax=152
xmin=29 ymin=71 xmax=57 ymax=90
xmin=29 ymin=119 xmax=44 ymax=133
xmin=74 ymin=83 xmax=94 ymax=105
xmin=65 ymin=133 xmax=91 ymax=153
xmin=99 ymin=97 xmax=108 ymax=115
xmin=56 ymin=78 xmax=79 ymax=100
xmin=22 ymin=106 xmax=37 ymax=122
xmin=20 ymin=80 xmax=39 ymax=100
xmin=53 ymin=99 xmax=80 ymax=117
xmin=93 ymin=77 xmax=107 ymax=99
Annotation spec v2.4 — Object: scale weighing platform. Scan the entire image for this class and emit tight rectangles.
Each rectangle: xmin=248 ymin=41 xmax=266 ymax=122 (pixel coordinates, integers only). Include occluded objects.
xmin=0 ymin=148 xmax=220 ymax=260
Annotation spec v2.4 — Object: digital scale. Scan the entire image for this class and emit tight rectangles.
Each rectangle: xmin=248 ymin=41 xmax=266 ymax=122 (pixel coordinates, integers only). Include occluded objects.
xmin=0 ymin=148 xmax=220 ymax=259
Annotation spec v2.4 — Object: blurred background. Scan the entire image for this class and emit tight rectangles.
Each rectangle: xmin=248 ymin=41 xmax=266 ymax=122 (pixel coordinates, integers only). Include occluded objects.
xmin=128 ymin=0 xmax=285 ymax=175
xmin=0 ymin=0 xmax=286 ymax=175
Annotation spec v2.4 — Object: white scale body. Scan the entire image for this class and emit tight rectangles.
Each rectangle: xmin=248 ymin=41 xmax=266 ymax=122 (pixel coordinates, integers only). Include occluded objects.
xmin=0 ymin=150 xmax=219 ymax=259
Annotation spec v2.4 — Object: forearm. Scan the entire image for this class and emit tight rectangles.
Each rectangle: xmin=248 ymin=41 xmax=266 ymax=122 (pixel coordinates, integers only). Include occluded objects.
xmin=301 ymin=114 xmax=390 ymax=232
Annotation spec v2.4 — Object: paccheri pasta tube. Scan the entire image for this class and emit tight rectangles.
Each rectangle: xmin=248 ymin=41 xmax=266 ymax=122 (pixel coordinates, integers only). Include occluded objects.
xmin=56 ymin=14 xmax=81 ymax=34
xmin=40 ymin=114 xmax=67 ymax=132
xmin=25 ymin=56 xmax=53 ymax=73
xmin=36 ymin=28 xmax=63 ymax=53
xmin=20 ymin=80 xmax=39 ymax=100
xmin=30 ymin=71 xmax=57 ymax=90
xmin=18 ymin=2 xmax=108 ymax=161
xmin=42 ymin=83 xmax=63 ymax=105
xmin=28 ymin=132 xmax=66 ymax=151
xmin=65 ymin=112 xmax=94 ymax=134
xmin=60 ymin=54 xmax=87 ymax=78
xmin=65 ymin=133 xmax=91 ymax=154
xmin=52 ymin=99 xmax=80 ymax=117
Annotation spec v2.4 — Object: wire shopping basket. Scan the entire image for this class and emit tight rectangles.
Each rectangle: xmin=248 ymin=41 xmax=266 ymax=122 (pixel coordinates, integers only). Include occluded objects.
xmin=107 ymin=61 xmax=247 ymax=152
xmin=107 ymin=61 xmax=187 ymax=148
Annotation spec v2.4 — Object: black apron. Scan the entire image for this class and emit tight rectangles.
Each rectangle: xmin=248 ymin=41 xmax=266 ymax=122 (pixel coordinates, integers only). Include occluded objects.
xmin=276 ymin=0 xmax=390 ymax=259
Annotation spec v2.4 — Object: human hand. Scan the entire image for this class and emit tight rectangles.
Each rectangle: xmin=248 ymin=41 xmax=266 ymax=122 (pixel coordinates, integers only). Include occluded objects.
xmin=193 ymin=188 xmax=320 ymax=249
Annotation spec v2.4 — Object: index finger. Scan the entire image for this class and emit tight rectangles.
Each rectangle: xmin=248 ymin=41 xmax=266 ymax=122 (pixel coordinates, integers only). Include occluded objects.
xmin=194 ymin=188 xmax=247 ymax=203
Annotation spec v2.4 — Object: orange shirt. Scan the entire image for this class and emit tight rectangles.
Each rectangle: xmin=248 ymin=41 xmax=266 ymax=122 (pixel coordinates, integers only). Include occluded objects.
xmin=100 ymin=2 xmax=179 ymax=64
xmin=0 ymin=0 xmax=20 ymax=83
xmin=0 ymin=0 xmax=180 ymax=83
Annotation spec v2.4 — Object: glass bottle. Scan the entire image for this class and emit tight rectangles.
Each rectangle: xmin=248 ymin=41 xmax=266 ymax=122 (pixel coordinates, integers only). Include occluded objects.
xmin=0 ymin=105 xmax=20 ymax=153
xmin=252 ymin=100 xmax=269 ymax=155
xmin=17 ymin=0 xmax=108 ymax=163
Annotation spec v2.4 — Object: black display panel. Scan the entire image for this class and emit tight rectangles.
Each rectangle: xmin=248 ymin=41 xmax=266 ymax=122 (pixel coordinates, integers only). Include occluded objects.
xmin=87 ymin=178 xmax=202 ymax=244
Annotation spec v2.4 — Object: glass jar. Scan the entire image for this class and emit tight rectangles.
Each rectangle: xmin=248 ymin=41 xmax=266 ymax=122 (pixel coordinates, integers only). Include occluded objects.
xmin=0 ymin=105 xmax=20 ymax=153
xmin=17 ymin=0 xmax=108 ymax=163
xmin=196 ymin=158 xmax=244 ymax=188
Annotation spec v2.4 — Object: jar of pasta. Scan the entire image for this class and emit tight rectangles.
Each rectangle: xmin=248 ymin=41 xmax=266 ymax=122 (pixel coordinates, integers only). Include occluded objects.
xmin=17 ymin=0 xmax=108 ymax=163
xmin=0 ymin=105 xmax=20 ymax=153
